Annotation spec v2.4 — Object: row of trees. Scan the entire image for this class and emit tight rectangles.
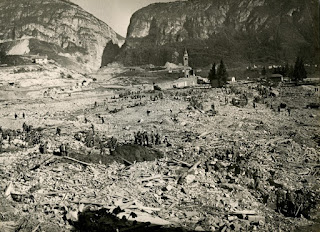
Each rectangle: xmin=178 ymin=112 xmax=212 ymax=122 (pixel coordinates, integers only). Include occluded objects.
xmin=207 ymin=56 xmax=308 ymax=88
xmin=262 ymin=56 xmax=307 ymax=84
xmin=208 ymin=60 xmax=228 ymax=88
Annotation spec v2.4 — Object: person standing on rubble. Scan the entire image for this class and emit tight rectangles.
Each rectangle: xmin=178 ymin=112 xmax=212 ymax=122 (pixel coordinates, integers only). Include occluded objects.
xmin=56 ymin=127 xmax=61 ymax=136
xmin=155 ymin=133 xmax=161 ymax=145
xmin=163 ymin=136 xmax=168 ymax=145
xmin=286 ymin=189 xmax=296 ymax=216
xmin=65 ymin=143 xmax=70 ymax=156
xmin=91 ymin=124 xmax=95 ymax=134
xmin=0 ymin=136 xmax=3 ymax=153
xmin=8 ymin=131 xmax=13 ymax=144
xmin=133 ymin=132 xmax=137 ymax=144
xmin=22 ymin=112 xmax=25 ymax=119
xmin=276 ymin=188 xmax=287 ymax=214
xmin=39 ymin=141 xmax=45 ymax=154
xmin=150 ymin=131 xmax=155 ymax=145
xmin=60 ymin=143 xmax=66 ymax=156
xmin=141 ymin=132 xmax=145 ymax=146
xmin=22 ymin=122 xmax=27 ymax=132
xmin=110 ymin=137 xmax=117 ymax=151
xmin=145 ymin=132 xmax=149 ymax=146
xmin=100 ymin=141 xmax=106 ymax=155
xmin=136 ymin=131 xmax=142 ymax=145
xmin=253 ymin=169 xmax=261 ymax=189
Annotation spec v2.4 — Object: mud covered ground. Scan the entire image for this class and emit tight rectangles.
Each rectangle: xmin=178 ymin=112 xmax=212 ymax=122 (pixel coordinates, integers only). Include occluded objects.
xmin=0 ymin=65 xmax=319 ymax=232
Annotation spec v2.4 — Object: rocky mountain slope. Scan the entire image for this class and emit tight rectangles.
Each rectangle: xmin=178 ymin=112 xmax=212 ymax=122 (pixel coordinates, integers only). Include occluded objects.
xmin=0 ymin=0 xmax=124 ymax=70
xmin=116 ymin=0 xmax=319 ymax=67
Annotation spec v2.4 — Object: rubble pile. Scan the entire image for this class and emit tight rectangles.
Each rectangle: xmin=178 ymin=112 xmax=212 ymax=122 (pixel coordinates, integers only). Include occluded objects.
xmin=0 ymin=81 xmax=319 ymax=231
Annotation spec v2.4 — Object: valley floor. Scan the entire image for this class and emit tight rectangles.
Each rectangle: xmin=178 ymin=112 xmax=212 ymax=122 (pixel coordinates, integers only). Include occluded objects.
xmin=0 ymin=65 xmax=319 ymax=232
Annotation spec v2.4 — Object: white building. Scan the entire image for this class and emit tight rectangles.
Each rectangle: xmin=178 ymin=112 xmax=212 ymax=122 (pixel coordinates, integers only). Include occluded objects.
xmin=33 ymin=55 xmax=48 ymax=65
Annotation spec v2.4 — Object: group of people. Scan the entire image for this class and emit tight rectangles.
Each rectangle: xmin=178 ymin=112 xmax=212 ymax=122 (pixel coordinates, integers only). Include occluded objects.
xmin=150 ymin=92 xmax=164 ymax=101
xmin=275 ymin=187 xmax=316 ymax=217
xmin=15 ymin=112 xmax=26 ymax=119
xmin=59 ymin=143 xmax=70 ymax=156
xmin=0 ymin=123 xmax=42 ymax=152
xmin=133 ymin=131 xmax=162 ymax=147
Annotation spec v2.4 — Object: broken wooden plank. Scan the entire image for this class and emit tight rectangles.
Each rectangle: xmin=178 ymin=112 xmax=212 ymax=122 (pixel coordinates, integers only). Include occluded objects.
xmin=117 ymin=211 xmax=171 ymax=226
xmin=4 ymin=182 xmax=14 ymax=197
xmin=62 ymin=156 xmax=91 ymax=166
xmin=29 ymin=155 xmax=55 ymax=171
xmin=171 ymin=158 xmax=192 ymax=167
xmin=178 ymin=160 xmax=201 ymax=184
xmin=31 ymin=223 xmax=41 ymax=232
xmin=119 ymin=157 xmax=133 ymax=166
xmin=230 ymin=210 xmax=257 ymax=215
xmin=140 ymin=175 xmax=162 ymax=182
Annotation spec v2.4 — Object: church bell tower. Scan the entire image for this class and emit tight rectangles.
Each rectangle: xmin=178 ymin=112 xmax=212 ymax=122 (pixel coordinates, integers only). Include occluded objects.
xmin=184 ymin=49 xmax=189 ymax=78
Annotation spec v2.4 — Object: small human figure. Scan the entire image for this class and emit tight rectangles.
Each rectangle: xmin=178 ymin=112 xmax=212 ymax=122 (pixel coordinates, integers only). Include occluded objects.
xmin=100 ymin=142 xmax=106 ymax=155
xmin=22 ymin=112 xmax=25 ymax=119
xmin=39 ymin=141 xmax=48 ymax=154
xmin=144 ymin=132 xmax=149 ymax=146
xmin=150 ymin=131 xmax=155 ymax=145
xmin=56 ymin=127 xmax=61 ymax=136
xmin=137 ymin=131 xmax=142 ymax=145
xmin=110 ymin=137 xmax=117 ymax=151
xmin=0 ymin=137 xmax=3 ymax=153
xmin=60 ymin=144 xmax=66 ymax=156
xmin=22 ymin=122 xmax=27 ymax=132
xmin=65 ymin=143 xmax=70 ymax=156
xmin=134 ymin=132 xmax=138 ymax=144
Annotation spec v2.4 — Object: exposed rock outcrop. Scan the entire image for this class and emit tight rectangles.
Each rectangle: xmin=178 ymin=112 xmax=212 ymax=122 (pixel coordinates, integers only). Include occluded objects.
xmin=0 ymin=0 xmax=124 ymax=70
xmin=116 ymin=0 xmax=319 ymax=67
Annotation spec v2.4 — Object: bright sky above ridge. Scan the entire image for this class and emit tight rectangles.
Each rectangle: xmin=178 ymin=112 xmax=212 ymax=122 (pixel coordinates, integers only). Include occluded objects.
xmin=70 ymin=0 xmax=176 ymax=37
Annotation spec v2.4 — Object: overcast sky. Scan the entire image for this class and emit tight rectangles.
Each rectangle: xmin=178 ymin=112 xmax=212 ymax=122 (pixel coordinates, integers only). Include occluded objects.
xmin=70 ymin=0 xmax=176 ymax=37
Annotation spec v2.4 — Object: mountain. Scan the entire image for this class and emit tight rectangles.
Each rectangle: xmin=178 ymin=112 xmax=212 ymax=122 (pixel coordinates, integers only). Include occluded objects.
xmin=114 ymin=0 xmax=319 ymax=67
xmin=0 ymin=0 xmax=124 ymax=71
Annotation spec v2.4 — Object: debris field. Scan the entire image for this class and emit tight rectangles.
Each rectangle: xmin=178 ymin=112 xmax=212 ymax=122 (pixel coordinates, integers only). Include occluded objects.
xmin=0 ymin=71 xmax=319 ymax=232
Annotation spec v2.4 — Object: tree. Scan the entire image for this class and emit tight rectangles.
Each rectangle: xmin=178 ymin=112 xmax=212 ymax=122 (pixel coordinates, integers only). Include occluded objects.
xmin=261 ymin=66 xmax=267 ymax=76
xmin=217 ymin=59 xmax=228 ymax=87
xmin=208 ymin=63 xmax=216 ymax=86
xmin=0 ymin=51 xmax=6 ymax=64
xmin=284 ymin=62 xmax=289 ymax=76
xmin=288 ymin=65 xmax=294 ymax=79
xmin=293 ymin=56 xmax=307 ymax=84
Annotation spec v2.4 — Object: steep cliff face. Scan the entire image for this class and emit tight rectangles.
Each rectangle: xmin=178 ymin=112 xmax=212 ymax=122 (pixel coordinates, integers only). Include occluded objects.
xmin=118 ymin=0 xmax=319 ymax=67
xmin=0 ymin=0 xmax=124 ymax=70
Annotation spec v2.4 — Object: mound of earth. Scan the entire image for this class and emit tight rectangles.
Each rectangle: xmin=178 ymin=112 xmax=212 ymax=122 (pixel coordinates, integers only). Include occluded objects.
xmin=67 ymin=144 xmax=163 ymax=166
xmin=111 ymin=144 xmax=164 ymax=165
xmin=74 ymin=208 xmax=193 ymax=232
